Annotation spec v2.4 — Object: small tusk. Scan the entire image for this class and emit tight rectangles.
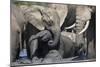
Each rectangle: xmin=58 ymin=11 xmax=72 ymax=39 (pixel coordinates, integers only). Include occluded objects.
xmin=65 ymin=23 xmax=75 ymax=29
xmin=78 ymin=20 xmax=90 ymax=35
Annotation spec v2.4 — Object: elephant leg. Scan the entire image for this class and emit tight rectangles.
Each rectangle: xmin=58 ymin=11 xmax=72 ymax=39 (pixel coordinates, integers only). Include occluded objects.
xmin=19 ymin=32 xmax=23 ymax=51
xmin=30 ymin=39 xmax=38 ymax=59
xmin=58 ymin=38 xmax=64 ymax=57
xmin=59 ymin=35 xmax=75 ymax=58
xmin=29 ymin=30 xmax=52 ymax=42
xmin=11 ymin=32 xmax=20 ymax=62
xmin=75 ymin=34 xmax=87 ymax=59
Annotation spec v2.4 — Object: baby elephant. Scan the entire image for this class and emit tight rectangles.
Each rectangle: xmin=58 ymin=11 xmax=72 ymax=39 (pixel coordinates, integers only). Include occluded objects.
xmin=28 ymin=30 xmax=54 ymax=59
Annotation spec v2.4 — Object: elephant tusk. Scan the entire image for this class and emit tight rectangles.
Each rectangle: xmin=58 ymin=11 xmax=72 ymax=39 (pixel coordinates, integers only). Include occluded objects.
xmin=78 ymin=20 xmax=90 ymax=35
xmin=65 ymin=23 xmax=75 ymax=29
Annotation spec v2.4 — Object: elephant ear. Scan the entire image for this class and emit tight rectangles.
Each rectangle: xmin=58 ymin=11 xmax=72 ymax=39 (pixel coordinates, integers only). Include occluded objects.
xmin=20 ymin=5 xmax=46 ymax=30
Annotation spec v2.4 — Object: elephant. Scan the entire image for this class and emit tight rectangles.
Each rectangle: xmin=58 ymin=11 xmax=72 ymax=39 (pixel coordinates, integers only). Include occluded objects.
xmin=28 ymin=7 xmax=61 ymax=60
xmin=11 ymin=2 xmax=96 ymax=63
xmin=19 ymin=5 xmax=91 ymax=58
xmin=11 ymin=4 xmax=50 ymax=63
xmin=39 ymin=7 xmax=77 ymax=58
xmin=28 ymin=30 xmax=53 ymax=59
xmin=64 ymin=5 xmax=96 ymax=59
xmin=39 ymin=7 xmax=61 ymax=47
xmin=18 ymin=3 xmax=68 ymax=49
xmin=28 ymin=30 xmax=75 ymax=61
xmin=11 ymin=4 xmax=26 ymax=62
xmin=74 ymin=6 xmax=93 ymax=58
xmin=17 ymin=4 xmax=62 ymax=59
xmin=27 ymin=6 xmax=76 ymax=60
xmin=46 ymin=5 xmax=94 ymax=59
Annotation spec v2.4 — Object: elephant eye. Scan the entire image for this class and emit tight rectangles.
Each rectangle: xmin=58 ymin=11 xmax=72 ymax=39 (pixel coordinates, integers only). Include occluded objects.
xmin=49 ymin=20 xmax=53 ymax=26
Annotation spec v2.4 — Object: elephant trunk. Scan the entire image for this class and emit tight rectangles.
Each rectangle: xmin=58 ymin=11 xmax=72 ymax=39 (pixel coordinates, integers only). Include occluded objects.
xmin=48 ymin=27 xmax=61 ymax=47
xmin=39 ymin=7 xmax=61 ymax=47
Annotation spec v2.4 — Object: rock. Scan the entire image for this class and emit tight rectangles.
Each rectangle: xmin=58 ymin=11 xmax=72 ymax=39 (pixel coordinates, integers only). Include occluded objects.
xmin=32 ymin=56 xmax=43 ymax=64
xmin=42 ymin=50 xmax=62 ymax=63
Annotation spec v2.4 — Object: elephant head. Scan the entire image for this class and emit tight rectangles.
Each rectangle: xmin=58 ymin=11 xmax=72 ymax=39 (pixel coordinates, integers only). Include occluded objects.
xmin=39 ymin=8 xmax=61 ymax=47
xmin=65 ymin=6 xmax=92 ymax=35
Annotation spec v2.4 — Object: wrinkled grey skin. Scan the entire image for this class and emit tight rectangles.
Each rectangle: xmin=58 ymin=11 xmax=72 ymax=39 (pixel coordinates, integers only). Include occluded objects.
xmin=42 ymin=50 xmax=62 ymax=63
xmin=40 ymin=8 xmax=61 ymax=47
xmin=11 ymin=4 xmax=26 ymax=62
xmin=19 ymin=5 xmax=69 ymax=59
xmin=29 ymin=30 xmax=52 ymax=43
xmin=21 ymin=5 xmax=74 ymax=60
xmin=59 ymin=5 xmax=95 ymax=59
xmin=86 ymin=9 xmax=96 ymax=59
xmin=25 ymin=5 xmax=92 ymax=59
xmin=28 ymin=8 xmax=61 ymax=59
xmin=75 ymin=6 xmax=92 ymax=58
xmin=28 ymin=30 xmax=53 ymax=59
xmin=20 ymin=5 xmax=47 ymax=59
xmin=59 ymin=35 xmax=75 ymax=58
xmin=11 ymin=4 xmax=95 ymax=63
xmin=29 ymin=28 xmax=75 ymax=59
